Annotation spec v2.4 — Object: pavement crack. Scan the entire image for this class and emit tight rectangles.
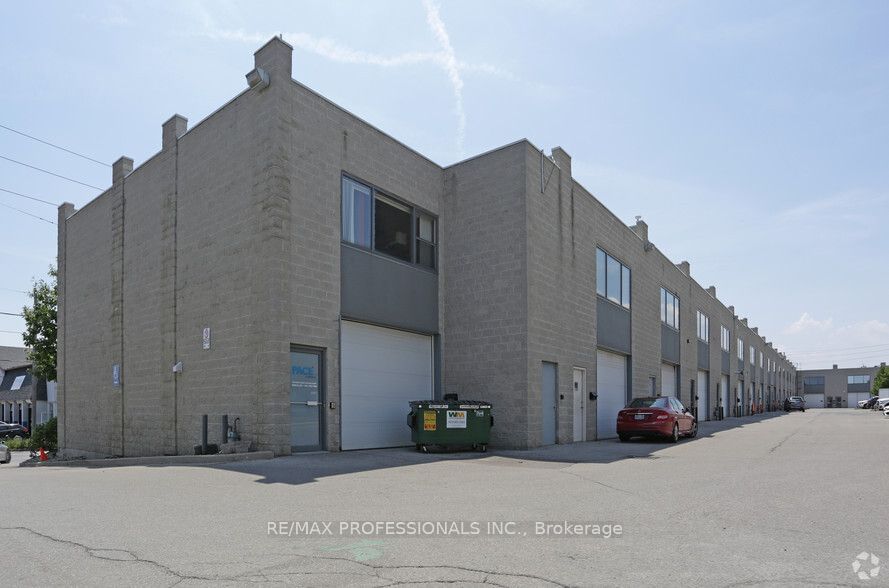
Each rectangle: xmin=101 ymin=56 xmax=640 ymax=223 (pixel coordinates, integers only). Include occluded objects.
xmin=1 ymin=526 xmax=211 ymax=585
xmin=559 ymin=466 xmax=636 ymax=496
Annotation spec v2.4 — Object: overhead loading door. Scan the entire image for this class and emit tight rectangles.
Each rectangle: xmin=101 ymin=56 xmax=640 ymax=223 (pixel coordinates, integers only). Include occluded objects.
xmin=596 ymin=350 xmax=627 ymax=439
xmin=661 ymin=363 xmax=677 ymax=398
xmin=848 ymin=392 xmax=870 ymax=408
xmin=804 ymin=394 xmax=823 ymax=408
xmin=720 ymin=375 xmax=729 ymax=418
xmin=341 ymin=321 xmax=433 ymax=450
xmin=697 ymin=371 xmax=709 ymax=421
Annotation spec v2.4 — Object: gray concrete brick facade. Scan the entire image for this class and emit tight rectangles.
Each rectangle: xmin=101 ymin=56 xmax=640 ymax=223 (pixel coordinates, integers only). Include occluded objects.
xmin=58 ymin=38 xmax=796 ymax=456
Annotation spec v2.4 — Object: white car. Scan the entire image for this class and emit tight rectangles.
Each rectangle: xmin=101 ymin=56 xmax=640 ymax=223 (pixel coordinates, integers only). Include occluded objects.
xmin=0 ymin=442 xmax=10 ymax=464
xmin=877 ymin=398 xmax=889 ymax=410
xmin=858 ymin=399 xmax=870 ymax=408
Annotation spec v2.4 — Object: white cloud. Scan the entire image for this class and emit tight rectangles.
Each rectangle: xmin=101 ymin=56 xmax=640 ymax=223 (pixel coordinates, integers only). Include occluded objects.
xmin=422 ymin=0 xmax=465 ymax=155
xmin=185 ymin=1 xmax=523 ymax=157
xmin=784 ymin=312 xmax=833 ymax=335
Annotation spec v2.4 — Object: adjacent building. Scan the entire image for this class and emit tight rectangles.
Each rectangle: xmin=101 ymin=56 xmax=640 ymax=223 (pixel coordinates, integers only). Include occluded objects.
xmin=0 ymin=346 xmax=57 ymax=428
xmin=57 ymin=38 xmax=797 ymax=457
xmin=796 ymin=364 xmax=885 ymax=408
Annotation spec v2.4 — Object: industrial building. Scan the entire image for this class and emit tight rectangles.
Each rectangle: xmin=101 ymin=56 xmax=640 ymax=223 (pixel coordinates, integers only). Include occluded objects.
xmin=796 ymin=364 xmax=885 ymax=408
xmin=57 ymin=38 xmax=796 ymax=457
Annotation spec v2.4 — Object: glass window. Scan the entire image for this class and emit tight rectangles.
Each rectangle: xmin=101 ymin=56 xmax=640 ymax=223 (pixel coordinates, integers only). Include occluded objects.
xmin=721 ymin=325 xmax=730 ymax=352
xmin=374 ymin=194 xmax=412 ymax=262
xmin=848 ymin=375 xmax=870 ymax=384
xmin=597 ymin=248 xmax=631 ymax=308
xmin=628 ymin=397 xmax=669 ymax=408
xmin=341 ymin=177 xmax=372 ymax=248
xmin=596 ymin=249 xmax=606 ymax=297
xmin=697 ymin=311 xmax=709 ymax=342
xmin=749 ymin=346 xmax=755 ymax=364
xmin=416 ymin=213 xmax=436 ymax=269
xmin=621 ymin=266 xmax=631 ymax=309
xmin=606 ymin=255 xmax=621 ymax=304
xmin=660 ymin=287 xmax=680 ymax=329
xmin=738 ymin=339 xmax=744 ymax=361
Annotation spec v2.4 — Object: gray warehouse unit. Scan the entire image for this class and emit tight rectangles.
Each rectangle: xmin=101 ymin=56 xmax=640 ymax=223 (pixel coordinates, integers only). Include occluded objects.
xmin=797 ymin=364 xmax=884 ymax=408
xmin=57 ymin=38 xmax=797 ymax=457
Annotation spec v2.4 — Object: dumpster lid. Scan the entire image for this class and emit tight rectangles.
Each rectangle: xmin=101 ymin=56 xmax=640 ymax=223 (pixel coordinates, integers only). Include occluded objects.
xmin=410 ymin=400 xmax=492 ymax=409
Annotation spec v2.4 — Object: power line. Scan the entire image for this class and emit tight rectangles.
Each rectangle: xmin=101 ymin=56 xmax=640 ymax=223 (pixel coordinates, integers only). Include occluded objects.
xmin=0 ymin=287 xmax=29 ymax=294
xmin=0 ymin=155 xmax=103 ymax=191
xmin=0 ymin=187 xmax=59 ymax=207
xmin=0 ymin=330 xmax=22 ymax=334
xmin=0 ymin=201 xmax=56 ymax=225
xmin=0 ymin=123 xmax=110 ymax=167
xmin=0 ymin=311 xmax=24 ymax=317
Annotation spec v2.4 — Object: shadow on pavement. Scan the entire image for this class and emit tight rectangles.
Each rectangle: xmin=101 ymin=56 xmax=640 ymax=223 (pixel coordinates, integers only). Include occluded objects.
xmin=210 ymin=411 xmax=791 ymax=486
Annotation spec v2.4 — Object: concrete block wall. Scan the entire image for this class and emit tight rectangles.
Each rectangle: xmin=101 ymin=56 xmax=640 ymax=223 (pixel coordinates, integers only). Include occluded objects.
xmin=62 ymin=189 xmax=120 ymax=456
xmin=284 ymin=71 xmax=445 ymax=451
xmin=443 ymin=142 xmax=529 ymax=448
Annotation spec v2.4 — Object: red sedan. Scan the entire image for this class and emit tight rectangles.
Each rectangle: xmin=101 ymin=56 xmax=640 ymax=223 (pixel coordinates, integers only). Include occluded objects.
xmin=616 ymin=396 xmax=697 ymax=443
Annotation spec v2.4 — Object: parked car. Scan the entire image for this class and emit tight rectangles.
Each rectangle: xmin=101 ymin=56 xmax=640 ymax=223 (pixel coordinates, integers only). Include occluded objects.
xmin=861 ymin=397 xmax=880 ymax=409
xmin=617 ymin=396 xmax=697 ymax=443
xmin=883 ymin=405 xmax=889 ymax=417
xmin=0 ymin=442 xmax=10 ymax=464
xmin=0 ymin=421 xmax=28 ymax=438
xmin=878 ymin=398 xmax=889 ymax=411
xmin=784 ymin=396 xmax=806 ymax=412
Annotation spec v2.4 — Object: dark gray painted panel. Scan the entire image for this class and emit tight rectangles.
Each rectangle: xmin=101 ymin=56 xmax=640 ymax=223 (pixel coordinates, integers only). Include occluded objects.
xmin=721 ymin=351 xmax=730 ymax=375
xmin=661 ymin=325 xmax=679 ymax=364
xmin=341 ymin=244 xmax=438 ymax=334
xmin=697 ymin=341 xmax=710 ymax=370
xmin=803 ymin=383 xmax=825 ymax=394
xmin=848 ymin=382 xmax=871 ymax=394
xmin=596 ymin=298 xmax=631 ymax=355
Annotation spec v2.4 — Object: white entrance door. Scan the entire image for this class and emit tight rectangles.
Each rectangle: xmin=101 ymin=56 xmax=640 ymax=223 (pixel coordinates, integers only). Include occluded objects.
xmin=596 ymin=350 xmax=627 ymax=439
xmin=573 ymin=368 xmax=586 ymax=442
xmin=661 ymin=363 xmax=677 ymax=398
xmin=341 ymin=321 xmax=434 ymax=450
xmin=721 ymin=375 xmax=729 ymax=418
xmin=696 ymin=370 xmax=709 ymax=421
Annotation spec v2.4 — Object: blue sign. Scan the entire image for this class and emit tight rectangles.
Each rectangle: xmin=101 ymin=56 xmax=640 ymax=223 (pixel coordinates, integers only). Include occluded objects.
xmin=112 ymin=364 xmax=121 ymax=387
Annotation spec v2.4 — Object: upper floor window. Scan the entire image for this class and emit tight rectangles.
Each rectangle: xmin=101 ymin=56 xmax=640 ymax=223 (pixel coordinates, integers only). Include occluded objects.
xmin=848 ymin=375 xmax=870 ymax=384
xmin=696 ymin=311 xmax=710 ymax=342
xmin=749 ymin=345 xmax=755 ymax=364
xmin=737 ymin=338 xmax=744 ymax=361
xmin=660 ymin=287 xmax=680 ymax=329
xmin=596 ymin=248 xmax=631 ymax=309
xmin=342 ymin=176 xmax=436 ymax=269
xmin=803 ymin=376 xmax=824 ymax=386
xmin=720 ymin=325 xmax=730 ymax=352
xmin=759 ymin=351 xmax=763 ymax=368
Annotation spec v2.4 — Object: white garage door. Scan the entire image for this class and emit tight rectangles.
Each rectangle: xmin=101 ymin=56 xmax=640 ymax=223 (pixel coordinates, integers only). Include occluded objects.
xmin=720 ymin=375 xmax=729 ymax=418
xmin=341 ymin=321 xmax=433 ymax=450
xmin=661 ymin=363 xmax=677 ymax=398
xmin=848 ymin=392 xmax=870 ymax=408
xmin=697 ymin=370 xmax=709 ymax=421
xmin=596 ymin=350 xmax=627 ymax=439
xmin=804 ymin=393 xmax=823 ymax=408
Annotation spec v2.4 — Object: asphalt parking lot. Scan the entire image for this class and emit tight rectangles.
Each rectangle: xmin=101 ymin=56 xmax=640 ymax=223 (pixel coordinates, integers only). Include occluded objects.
xmin=2 ymin=409 xmax=887 ymax=587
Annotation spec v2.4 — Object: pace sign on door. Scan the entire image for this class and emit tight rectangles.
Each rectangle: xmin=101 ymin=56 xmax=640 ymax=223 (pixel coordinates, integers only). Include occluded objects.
xmin=446 ymin=410 xmax=467 ymax=428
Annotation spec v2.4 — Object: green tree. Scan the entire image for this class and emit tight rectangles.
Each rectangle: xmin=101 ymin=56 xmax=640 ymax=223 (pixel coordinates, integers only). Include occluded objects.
xmin=873 ymin=365 xmax=889 ymax=396
xmin=22 ymin=266 xmax=57 ymax=382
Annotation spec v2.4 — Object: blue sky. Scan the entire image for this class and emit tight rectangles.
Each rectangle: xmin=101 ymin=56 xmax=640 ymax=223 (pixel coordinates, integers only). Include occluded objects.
xmin=1 ymin=0 xmax=887 ymax=369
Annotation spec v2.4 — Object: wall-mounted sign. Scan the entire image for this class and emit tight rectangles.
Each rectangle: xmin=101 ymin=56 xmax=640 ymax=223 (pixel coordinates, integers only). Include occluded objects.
xmin=112 ymin=364 xmax=121 ymax=387
xmin=202 ymin=327 xmax=211 ymax=350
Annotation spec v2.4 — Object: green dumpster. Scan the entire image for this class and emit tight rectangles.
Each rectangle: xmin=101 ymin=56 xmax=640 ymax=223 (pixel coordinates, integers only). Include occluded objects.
xmin=407 ymin=397 xmax=493 ymax=452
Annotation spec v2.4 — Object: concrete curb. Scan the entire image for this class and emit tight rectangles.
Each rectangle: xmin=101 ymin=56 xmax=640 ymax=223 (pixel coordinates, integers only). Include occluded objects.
xmin=21 ymin=451 xmax=275 ymax=468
